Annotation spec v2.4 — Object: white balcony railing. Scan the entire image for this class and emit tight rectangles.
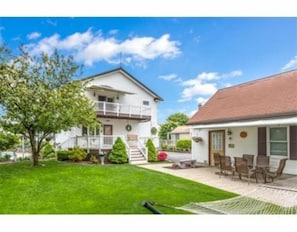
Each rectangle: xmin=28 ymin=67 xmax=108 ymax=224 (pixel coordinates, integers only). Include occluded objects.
xmin=94 ymin=101 xmax=151 ymax=119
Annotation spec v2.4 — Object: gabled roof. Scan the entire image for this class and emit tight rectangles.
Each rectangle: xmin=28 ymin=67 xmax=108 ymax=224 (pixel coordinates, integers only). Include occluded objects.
xmin=81 ymin=67 xmax=163 ymax=101
xmin=170 ymin=125 xmax=190 ymax=134
xmin=187 ymin=69 xmax=297 ymax=125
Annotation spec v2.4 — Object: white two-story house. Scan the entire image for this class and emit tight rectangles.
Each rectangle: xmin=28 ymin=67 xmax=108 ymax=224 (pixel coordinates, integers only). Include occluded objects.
xmin=55 ymin=67 xmax=163 ymax=164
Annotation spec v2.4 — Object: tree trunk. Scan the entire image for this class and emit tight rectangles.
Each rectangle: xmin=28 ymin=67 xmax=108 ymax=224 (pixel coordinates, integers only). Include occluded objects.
xmin=32 ymin=151 xmax=39 ymax=166
xmin=28 ymin=131 xmax=40 ymax=167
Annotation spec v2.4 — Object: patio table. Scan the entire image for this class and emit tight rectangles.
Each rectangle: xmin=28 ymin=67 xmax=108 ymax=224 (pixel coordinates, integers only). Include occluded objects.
xmin=255 ymin=165 xmax=270 ymax=183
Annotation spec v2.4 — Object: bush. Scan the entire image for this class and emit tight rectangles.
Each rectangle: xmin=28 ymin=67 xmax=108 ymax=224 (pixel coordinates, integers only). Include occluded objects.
xmin=90 ymin=154 xmax=99 ymax=164
xmin=108 ymin=137 xmax=128 ymax=164
xmin=42 ymin=143 xmax=56 ymax=159
xmin=157 ymin=151 xmax=168 ymax=161
xmin=68 ymin=147 xmax=87 ymax=162
xmin=146 ymin=139 xmax=157 ymax=162
xmin=161 ymin=144 xmax=168 ymax=150
xmin=57 ymin=150 xmax=71 ymax=161
xmin=176 ymin=139 xmax=192 ymax=150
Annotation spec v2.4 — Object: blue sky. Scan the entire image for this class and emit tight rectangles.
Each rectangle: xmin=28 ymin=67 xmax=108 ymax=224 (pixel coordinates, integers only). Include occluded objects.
xmin=0 ymin=16 xmax=296 ymax=124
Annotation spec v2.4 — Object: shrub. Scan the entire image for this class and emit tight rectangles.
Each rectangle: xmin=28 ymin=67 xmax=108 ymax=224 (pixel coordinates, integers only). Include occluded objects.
xmin=108 ymin=137 xmax=128 ymax=164
xmin=57 ymin=150 xmax=71 ymax=161
xmin=42 ymin=143 xmax=56 ymax=159
xmin=90 ymin=154 xmax=99 ymax=164
xmin=157 ymin=151 xmax=168 ymax=161
xmin=146 ymin=139 xmax=157 ymax=162
xmin=68 ymin=147 xmax=87 ymax=162
xmin=176 ymin=139 xmax=192 ymax=150
xmin=161 ymin=144 xmax=168 ymax=150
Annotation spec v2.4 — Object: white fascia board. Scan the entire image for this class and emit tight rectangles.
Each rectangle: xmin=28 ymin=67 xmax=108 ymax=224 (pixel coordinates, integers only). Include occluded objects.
xmin=191 ymin=117 xmax=297 ymax=129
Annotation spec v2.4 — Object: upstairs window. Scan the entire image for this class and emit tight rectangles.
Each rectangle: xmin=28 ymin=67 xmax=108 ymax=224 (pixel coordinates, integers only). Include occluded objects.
xmin=143 ymin=100 xmax=149 ymax=106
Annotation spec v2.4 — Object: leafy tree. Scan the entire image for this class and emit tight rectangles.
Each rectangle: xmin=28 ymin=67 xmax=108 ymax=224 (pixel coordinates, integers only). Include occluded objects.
xmin=0 ymin=44 xmax=97 ymax=166
xmin=167 ymin=113 xmax=189 ymax=125
xmin=146 ymin=138 xmax=157 ymax=162
xmin=41 ymin=142 xmax=56 ymax=159
xmin=158 ymin=113 xmax=189 ymax=139
xmin=0 ymin=131 xmax=20 ymax=153
xmin=108 ymin=137 xmax=128 ymax=164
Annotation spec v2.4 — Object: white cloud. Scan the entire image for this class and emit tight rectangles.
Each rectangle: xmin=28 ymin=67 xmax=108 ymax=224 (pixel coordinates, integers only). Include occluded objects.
xmin=23 ymin=28 xmax=181 ymax=66
xmin=281 ymin=56 xmax=297 ymax=71
xmin=27 ymin=32 xmax=41 ymax=40
xmin=196 ymin=97 xmax=209 ymax=106
xmin=178 ymin=80 xmax=217 ymax=102
xmin=178 ymin=70 xmax=242 ymax=102
xmin=24 ymin=29 xmax=181 ymax=67
xmin=46 ymin=19 xmax=57 ymax=26
xmin=120 ymin=34 xmax=180 ymax=60
xmin=109 ymin=29 xmax=118 ymax=35
xmin=159 ymin=73 xmax=177 ymax=81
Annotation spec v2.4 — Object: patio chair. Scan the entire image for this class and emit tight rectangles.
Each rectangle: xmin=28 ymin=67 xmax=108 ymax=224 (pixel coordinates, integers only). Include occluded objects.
xmin=234 ymin=157 xmax=257 ymax=184
xmin=219 ymin=155 xmax=234 ymax=178
xmin=264 ymin=158 xmax=288 ymax=183
xmin=242 ymin=154 xmax=254 ymax=169
xmin=213 ymin=153 xmax=221 ymax=174
xmin=256 ymin=155 xmax=270 ymax=169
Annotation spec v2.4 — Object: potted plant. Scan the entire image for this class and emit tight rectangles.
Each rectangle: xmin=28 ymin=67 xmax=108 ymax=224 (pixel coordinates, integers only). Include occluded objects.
xmin=192 ymin=136 xmax=203 ymax=143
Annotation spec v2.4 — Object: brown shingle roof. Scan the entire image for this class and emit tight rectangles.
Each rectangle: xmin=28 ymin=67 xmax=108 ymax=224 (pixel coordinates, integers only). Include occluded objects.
xmin=187 ymin=69 xmax=297 ymax=125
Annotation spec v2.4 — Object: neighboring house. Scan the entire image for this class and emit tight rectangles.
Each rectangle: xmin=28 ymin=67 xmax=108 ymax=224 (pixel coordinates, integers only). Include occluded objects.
xmin=170 ymin=125 xmax=191 ymax=142
xmin=55 ymin=67 xmax=163 ymax=164
xmin=187 ymin=69 xmax=297 ymax=175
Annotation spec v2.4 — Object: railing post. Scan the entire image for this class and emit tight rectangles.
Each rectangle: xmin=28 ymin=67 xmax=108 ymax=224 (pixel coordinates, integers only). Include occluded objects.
xmin=103 ymin=102 xmax=106 ymax=115
xmin=129 ymin=105 xmax=131 ymax=117
xmin=117 ymin=103 xmax=120 ymax=116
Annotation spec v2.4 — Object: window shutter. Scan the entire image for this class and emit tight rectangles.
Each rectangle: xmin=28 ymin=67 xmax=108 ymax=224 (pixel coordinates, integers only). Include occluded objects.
xmin=258 ymin=127 xmax=267 ymax=156
xmin=290 ymin=126 xmax=297 ymax=160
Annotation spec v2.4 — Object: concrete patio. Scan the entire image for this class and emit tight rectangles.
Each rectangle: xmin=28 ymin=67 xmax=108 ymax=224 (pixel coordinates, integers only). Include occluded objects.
xmin=138 ymin=162 xmax=297 ymax=208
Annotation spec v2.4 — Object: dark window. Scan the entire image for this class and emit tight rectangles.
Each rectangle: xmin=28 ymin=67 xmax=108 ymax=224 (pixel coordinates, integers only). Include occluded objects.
xmin=143 ymin=100 xmax=149 ymax=106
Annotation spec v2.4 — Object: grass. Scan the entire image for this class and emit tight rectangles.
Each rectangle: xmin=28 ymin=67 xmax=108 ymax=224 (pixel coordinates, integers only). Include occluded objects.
xmin=0 ymin=160 xmax=237 ymax=214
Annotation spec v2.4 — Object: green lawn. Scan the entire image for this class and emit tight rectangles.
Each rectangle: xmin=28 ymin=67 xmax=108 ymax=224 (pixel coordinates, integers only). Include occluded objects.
xmin=0 ymin=160 xmax=237 ymax=214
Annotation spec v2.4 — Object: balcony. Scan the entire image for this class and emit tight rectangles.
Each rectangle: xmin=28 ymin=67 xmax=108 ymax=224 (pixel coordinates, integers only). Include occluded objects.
xmin=94 ymin=101 xmax=152 ymax=122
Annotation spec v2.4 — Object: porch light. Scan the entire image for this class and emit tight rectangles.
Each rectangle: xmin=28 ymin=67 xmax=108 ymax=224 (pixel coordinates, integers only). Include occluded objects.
xmin=227 ymin=129 xmax=232 ymax=140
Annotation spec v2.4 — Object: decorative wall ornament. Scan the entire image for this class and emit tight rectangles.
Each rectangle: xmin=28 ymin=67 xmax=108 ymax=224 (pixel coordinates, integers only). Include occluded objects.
xmin=240 ymin=131 xmax=248 ymax=138
xmin=150 ymin=127 xmax=157 ymax=135
xmin=125 ymin=124 xmax=132 ymax=132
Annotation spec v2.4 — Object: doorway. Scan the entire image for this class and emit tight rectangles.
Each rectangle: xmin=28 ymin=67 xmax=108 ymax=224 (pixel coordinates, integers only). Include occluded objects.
xmin=209 ymin=130 xmax=225 ymax=166
xmin=103 ymin=125 xmax=113 ymax=146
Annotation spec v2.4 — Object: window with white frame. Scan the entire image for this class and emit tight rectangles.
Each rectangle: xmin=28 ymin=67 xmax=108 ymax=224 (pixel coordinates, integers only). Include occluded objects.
xmin=269 ymin=127 xmax=288 ymax=156
xmin=212 ymin=132 xmax=223 ymax=150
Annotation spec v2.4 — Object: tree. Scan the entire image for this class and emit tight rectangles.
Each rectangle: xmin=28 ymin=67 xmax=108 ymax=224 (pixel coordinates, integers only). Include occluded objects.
xmin=0 ymin=131 xmax=20 ymax=153
xmin=0 ymin=44 xmax=97 ymax=166
xmin=108 ymin=137 xmax=128 ymax=164
xmin=158 ymin=113 xmax=189 ymax=139
xmin=167 ymin=113 xmax=189 ymax=125
xmin=146 ymin=138 xmax=157 ymax=162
